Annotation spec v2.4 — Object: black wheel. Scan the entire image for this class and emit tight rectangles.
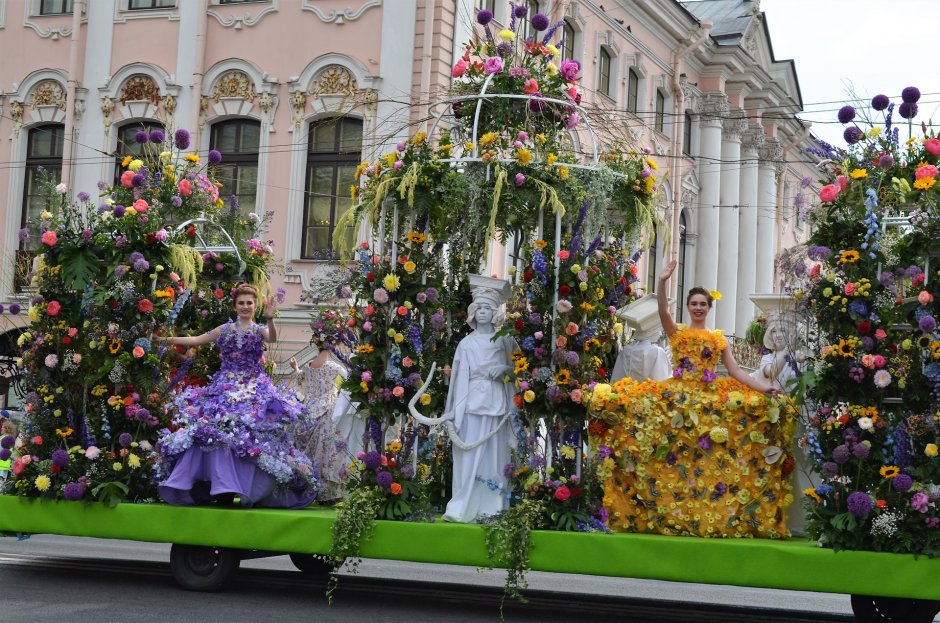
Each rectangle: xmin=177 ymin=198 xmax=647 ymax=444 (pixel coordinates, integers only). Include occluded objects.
xmin=851 ymin=594 xmax=940 ymax=623
xmin=288 ymin=553 xmax=334 ymax=575
xmin=170 ymin=543 xmax=240 ymax=592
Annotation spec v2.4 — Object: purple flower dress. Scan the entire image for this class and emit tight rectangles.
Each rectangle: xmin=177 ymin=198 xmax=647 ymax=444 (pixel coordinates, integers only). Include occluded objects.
xmin=157 ymin=321 xmax=319 ymax=508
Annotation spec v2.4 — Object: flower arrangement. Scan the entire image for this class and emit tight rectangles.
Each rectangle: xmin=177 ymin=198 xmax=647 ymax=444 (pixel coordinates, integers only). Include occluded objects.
xmin=793 ymin=87 xmax=940 ymax=554
xmin=7 ymin=129 xmax=277 ymax=504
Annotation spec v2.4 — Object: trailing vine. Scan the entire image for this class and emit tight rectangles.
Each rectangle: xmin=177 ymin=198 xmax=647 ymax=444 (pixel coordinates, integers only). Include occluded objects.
xmin=481 ymin=498 xmax=546 ymax=608
xmin=326 ymin=485 xmax=384 ymax=603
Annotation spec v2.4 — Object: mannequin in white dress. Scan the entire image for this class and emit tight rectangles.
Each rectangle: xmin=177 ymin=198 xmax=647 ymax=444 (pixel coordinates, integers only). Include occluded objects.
xmin=611 ymin=294 xmax=671 ymax=383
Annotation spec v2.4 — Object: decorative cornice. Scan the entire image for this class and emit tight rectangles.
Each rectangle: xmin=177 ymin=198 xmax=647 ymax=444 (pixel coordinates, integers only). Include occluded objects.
xmin=207 ymin=0 xmax=278 ymax=29
xmin=722 ymin=110 xmax=747 ymax=140
xmin=696 ymin=92 xmax=728 ymax=126
xmin=301 ymin=0 xmax=381 ymax=24
xmin=759 ymin=138 xmax=783 ymax=164
xmin=741 ymin=125 xmax=765 ymax=154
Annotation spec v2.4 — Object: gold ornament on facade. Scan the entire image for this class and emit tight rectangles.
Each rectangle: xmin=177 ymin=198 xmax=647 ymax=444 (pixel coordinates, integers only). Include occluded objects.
xmin=289 ymin=90 xmax=307 ymax=127
xmin=119 ymin=75 xmax=161 ymax=105
xmin=212 ymin=70 xmax=256 ymax=102
xmin=258 ymin=91 xmax=274 ymax=115
xmin=10 ymin=101 xmax=24 ymax=124
xmin=163 ymin=94 xmax=177 ymax=117
xmin=29 ymin=80 xmax=67 ymax=110
xmin=310 ymin=65 xmax=357 ymax=98
xmin=100 ymin=97 xmax=115 ymax=130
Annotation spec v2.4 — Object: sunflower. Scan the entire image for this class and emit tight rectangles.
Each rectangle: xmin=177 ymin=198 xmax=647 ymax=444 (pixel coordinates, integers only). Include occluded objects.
xmin=513 ymin=358 xmax=529 ymax=374
xmin=406 ymin=231 xmax=427 ymax=244
xmin=555 ymin=369 xmax=571 ymax=385
xmin=583 ymin=338 xmax=600 ymax=352
xmin=839 ymin=250 xmax=860 ymax=264
xmin=834 ymin=339 xmax=855 ymax=358
xmin=108 ymin=339 xmax=121 ymax=354
xmin=510 ymin=349 xmax=525 ymax=361
xmin=803 ymin=487 xmax=822 ymax=503
xmin=879 ymin=465 xmax=901 ymax=479
xmin=356 ymin=344 xmax=375 ymax=354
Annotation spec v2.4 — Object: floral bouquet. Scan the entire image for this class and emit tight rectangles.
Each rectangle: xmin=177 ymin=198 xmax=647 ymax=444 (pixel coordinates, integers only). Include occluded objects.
xmin=346 ymin=435 xmax=431 ymax=521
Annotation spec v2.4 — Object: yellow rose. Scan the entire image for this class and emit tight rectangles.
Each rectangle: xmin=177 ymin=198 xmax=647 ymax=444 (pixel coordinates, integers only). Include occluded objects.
xmin=125 ymin=207 xmax=137 ymax=216
xmin=523 ymin=390 xmax=536 ymax=403
xmin=420 ymin=393 xmax=432 ymax=406
xmin=394 ymin=333 xmax=404 ymax=343
xmin=128 ymin=159 xmax=144 ymax=172
xmin=614 ymin=322 xmax=623 ymax=335
xmin=579 ymin=282 xmax=588 ymax=291
xmin=498 ymin=29 xmax=515 ymax=42
xmin=403 ymin=261 xmax=417 ymax=274
xmin=926 ymin=443 xmax=938 ymax=457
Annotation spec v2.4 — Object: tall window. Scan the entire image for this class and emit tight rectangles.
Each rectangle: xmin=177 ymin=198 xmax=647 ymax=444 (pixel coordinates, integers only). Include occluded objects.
xmin=654 ymin=90 xmax=666 ymax=133
xmin=303 ymin=118 xmax=362 ymax=259
xmin=683 ymin=111 xmax=693 ymax=155
xmin=562 ymin=20 xmax=575 ymax=61
xmin=128 ymin=0 xmax=175 ymax=9
xmin=40 ymin=0 xmax=73 ymax=14
xmin=646 ymin=230 xmax=657 ymax=295
xmin=475 ymin=0 xmax=495 ymax=12
xmin=626 ymin=69 xmax=639 ymax=113
xmin=676 ymin=211 xmax=688 ymax=322
xmin=114 ymin=121 xmax=166 ymax=183
xmin=210 ymin=119 xmax=261 ymax=216
xmin=19 ymin=124 xmax=64 ymax=289
xmin=598 ymin=48 xmax=611 ymax=97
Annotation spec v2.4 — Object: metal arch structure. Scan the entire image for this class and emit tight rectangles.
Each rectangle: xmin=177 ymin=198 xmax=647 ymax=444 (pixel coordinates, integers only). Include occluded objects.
xmin=174 ymin=218 xmax=247 ymax=277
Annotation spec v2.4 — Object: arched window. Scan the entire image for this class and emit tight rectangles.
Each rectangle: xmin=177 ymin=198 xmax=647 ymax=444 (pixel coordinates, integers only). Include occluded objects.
xmin=562 ymin=20 xmax=575 ymax=61
xmin=210 ymin=119 xmax=261 ymax=215
xmin=303 ymin=117 xmax=362 ymax=259
xmin=654 ymin=90 xmax=666 ymax=133
xmin=676 ymin=211 xmax=688 ymax=322
xmin=626 ymin=69 xmax=639 ymax=114
xmin=646 ymin=230 xmax=657 ymax=295
xmin=475 ymin=0 xmax=495 ymax=12
xmin=114 ymin=121 xmax=166 ymax=183
xmin=683 ymin=111 xmax=693 ymax=155
xmin=598 ymin=48 xmax=611 ymax=97
xmin=18 ymin=124 xmax=64 ymax=289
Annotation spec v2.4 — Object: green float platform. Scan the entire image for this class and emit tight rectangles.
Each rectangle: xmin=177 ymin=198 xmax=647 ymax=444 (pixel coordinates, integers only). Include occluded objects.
xmin=1 ymin=494 xmax=937 ymax=601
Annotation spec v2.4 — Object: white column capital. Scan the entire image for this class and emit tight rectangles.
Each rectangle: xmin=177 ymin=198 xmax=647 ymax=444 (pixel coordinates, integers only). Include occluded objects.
xmin=722 ymin=109 xmax=747 ymax=141
xmin=741 ymin=125 xmax=765 ymax=154
xmin=696 ymin=91 xmax=729 ymax=127
xmin=759 ymin=138 xmax=783 ymax=165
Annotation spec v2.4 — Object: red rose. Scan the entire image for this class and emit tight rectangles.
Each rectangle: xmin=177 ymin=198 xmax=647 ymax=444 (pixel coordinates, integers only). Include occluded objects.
xmin=559 ymin=284 xmax=571 ymax=296
xmin=514 ymin=319 xmax=524 ymax=331
xmin=366 ymin=272 xmax=376 ymax=283
xmin=570 ymin=486 xmax=583 ymax=498
xmin=213 ymin=288 xmax=224 ymax=299
xmin=146 ymin=233 xmax=156 ymax=245
xmin=856 ymin=321 xmax=871 ymax=335
xmin=186 ymin=226 xmax=196 ymax=236
xmin=138 ymin=299 xmax=154 ymax=314
xmin=887 ymin=343 xmax=898 ymax=354
xmin=523 ymin=269 xmax=533 ymax=283
xmin=107 ymin=299 xmax=118 ymax=309
xmin=51 ymin=465 xmax=61 ymax=474
xmin=61 ymin=337 xmax=71 ymax=345
xmin=598 ymin=367 xmax=607 ymax=379
xmin=554 ymin=485 xmax=571 ymax=501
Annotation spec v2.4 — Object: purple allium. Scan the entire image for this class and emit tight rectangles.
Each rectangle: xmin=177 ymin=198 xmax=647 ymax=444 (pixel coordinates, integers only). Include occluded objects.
xmin=0 ymin=435 xmax=12 ymax=450
xmin=530 ymin=12 xmax=550 ymax=31
xmin=51 ymin=448 xmax=70 ymax=468
xmin=837 ymin=105 xmax=856 ymax=124
xmin=843 ymin=126 xmax=864 ymax=144
xmin=63 ymin=482 xmax=85 ymax=501
xmin=0 ymin=448 xmax=10 ymax=461
xmin=134 ymin=130 xmax=149 ymax=144
xmin=529 ymin=94 xmax=545 ymax=113
xmin=832 ymin=444 xmax=851 ymax=465
xmin=97 ymin=179 xmax=109 ymax=191
xmin=363 ymin=450 xmax=382 ymax=471
xmin=871 ymin=94 xmax=890 ymax=111
xmin=513 ymin=4 xmax=528 ymax=18
xmin=424 ymin=287 xmax=439 ymax=303
xmin=131 ymin=173 xmax=145 ymax=188
xmin=114 ymin=265 xmax=128 ymax=279
xmin=77 ymin=191 xmax=90 ymax=202
xmin=920 ymin=315 xmax=937 ymax=332
xmin=149 ymin=129 xmax=165 ymax=144
xmin=134 ymin=408 xmax=152 ymax=423
xmin=899 ymin=102 xmax=918 ymax=119
xmin=846 ymin=491 xmax=874 ymax=518
xmin=400 ymin=464 xmax=415 ymax=478
xmin=852 ymin=443 xmax=870 ymax=460
xmin=476 ymin=8 xmax=493 ymax=25
xmin=18 ymin=228 xmax=29 ymax=243
xmin=878 ymin=153 xmax=895 ymax=170
xmin=565 ymin=351 xmax=580 ymax=367
xmin=893 ymin=473 xmax=913 ymax=493
xmin=208 ymin=149 xmax=222 ymax=165
xmin=171 ymin=196 xmax=183 ymax=207
xmin=118 ymin=432 xmax=133 ymax=447
xmin=375 ymin=470 xmax=393 ymax=488
xmin=901 ymin=86 xmax=921 ymax=103
xmin=430 ymin=312 xmax=446 ymax=331
xmin=174 ymin=128 xmax=191 ymax=150
xmin=8 ymin=304 xmax=19 ymax=315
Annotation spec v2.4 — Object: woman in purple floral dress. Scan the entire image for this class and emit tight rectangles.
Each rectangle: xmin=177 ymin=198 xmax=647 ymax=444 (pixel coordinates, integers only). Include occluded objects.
xmin=156 ymin=284 xmax=318 ymax=508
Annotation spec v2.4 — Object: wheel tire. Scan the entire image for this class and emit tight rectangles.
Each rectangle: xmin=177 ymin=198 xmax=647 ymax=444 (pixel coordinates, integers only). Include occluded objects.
xmin=288 ymin=553 xmax=333 ymax=575
xmin=170 ymin=544 xmax=240 ymax=592
xmin=850 ymin=594 xmax=940 ymax=623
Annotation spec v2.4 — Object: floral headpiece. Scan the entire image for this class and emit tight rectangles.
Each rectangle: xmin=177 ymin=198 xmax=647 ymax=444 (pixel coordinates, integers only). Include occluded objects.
xmin=308 ymin=307 xmax=354 ymax=347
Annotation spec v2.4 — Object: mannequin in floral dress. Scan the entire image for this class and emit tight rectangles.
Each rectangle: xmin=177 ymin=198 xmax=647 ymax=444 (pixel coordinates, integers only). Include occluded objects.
xmin=290 ymin=341 xmax=349 ymax=501
xmin=589 ymin=260 xmax=794 ymax=538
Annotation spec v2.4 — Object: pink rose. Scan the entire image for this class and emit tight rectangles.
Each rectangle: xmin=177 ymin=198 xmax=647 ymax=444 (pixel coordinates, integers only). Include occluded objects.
xmin=12 ymin=458 xmax=24 ymax=477
xmin=46 ymin=300 xmax=61 ymax=316
xmin=873 ymin=355 xmax=887 ymax=368
xmin=566 ymin=322 xmax=579 ymax=336
xmin=41 ymin=230 xmax=58 ymax=246
xmin=534 ymin=331 xmax=543 ymax=340
xmin=570 ymin=388 xmax=583 ymax=403
xmin=392 ymin=386 xmax=405 ymax=398
xmin=523 ymin=78 xmax=539 ymax=95
xmin=85 ymin=446 xmax=100 ymax=460
xmin=132 ymin=346 xmax=145 ymax=358
xmin=133 ymin=199 xmax=149 ymax=213
xmin=363 ymin=321 xmax=373 ymax=332
xmin=483 ymin=56 xmax=504 ymax=75
xmin=874 ymin=329 xmax=887 ymax=340
xmin=925 ymin=138 xmax=940 ymax=156
xmin=837 ymin=175 xmax=849 ymax=191
xmin=555 ymin=336 xmax=567 ymax=348
xmin=554 ymin=485 xmax=571 ymax=501
xmin=919 ymin=290 xmax=934 ymax=306
xmin=915 ymin=164 xmax=938 ymax=180
xmin=177 ymin=179 xmax=193 ymax=196
xmin=121 ymin=170 xmax=135 ymax=189
xmin=515 ymin=173 xmax=525 ymax=186
xmin=402 ymin=357 xmax=413 ymax=368
xmin=557 ymin=250 xmax=571 ymax=260
xmin=844 ymin=282 xmax=856 ymax=295
xmin=452 ymin=58 xmax=470 ymax=78
xmin=860 ymin=354 xmax=876 ymax=369
xmin=819 ymin=184 xmax=841 ymax=203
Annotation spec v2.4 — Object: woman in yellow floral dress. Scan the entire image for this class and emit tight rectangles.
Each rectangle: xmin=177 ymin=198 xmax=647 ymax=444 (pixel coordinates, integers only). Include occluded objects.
xmin=588 ymin=260 xmax=795 ymax=538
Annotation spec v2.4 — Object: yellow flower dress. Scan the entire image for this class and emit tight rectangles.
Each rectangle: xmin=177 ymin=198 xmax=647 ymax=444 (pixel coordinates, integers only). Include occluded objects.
xmin=588 ymin=326 xmax=795 ymax=538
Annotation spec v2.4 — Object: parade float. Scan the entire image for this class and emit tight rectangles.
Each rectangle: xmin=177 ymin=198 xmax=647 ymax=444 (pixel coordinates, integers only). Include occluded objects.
xmin=2 ymin=5 xmax=940 ymax=621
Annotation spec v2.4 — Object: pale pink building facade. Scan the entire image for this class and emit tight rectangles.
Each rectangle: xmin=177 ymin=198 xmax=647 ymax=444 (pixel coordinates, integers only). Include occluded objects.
xmin=0 ymin=0 xmax=818 ymax=391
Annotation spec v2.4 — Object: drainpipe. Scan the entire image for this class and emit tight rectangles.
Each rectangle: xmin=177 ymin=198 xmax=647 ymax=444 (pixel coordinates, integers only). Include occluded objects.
xmin=420 ymin=0 xmax=435 ymax=131
xmin=190 ymin=0 xmax=209 ymax=145
xmin=667 ymin=20 xmax=712 ymax=302
xmin=60 ymin=0 xmax=85 ymax=185
xmin=774 ymin=120 xmax=812 ymax=286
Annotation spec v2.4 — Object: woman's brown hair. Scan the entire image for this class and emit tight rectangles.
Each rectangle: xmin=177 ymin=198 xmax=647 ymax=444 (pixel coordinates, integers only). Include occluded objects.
xmin=686 ymin=286 xmax=714 ymax=307
xmin=233 ymin=283 xmax=259 ymax=301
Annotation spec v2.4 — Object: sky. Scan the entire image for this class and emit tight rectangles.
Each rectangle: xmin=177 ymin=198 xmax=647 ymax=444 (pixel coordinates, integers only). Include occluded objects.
xmin=757 ymin=0 xmax=940 ymax=147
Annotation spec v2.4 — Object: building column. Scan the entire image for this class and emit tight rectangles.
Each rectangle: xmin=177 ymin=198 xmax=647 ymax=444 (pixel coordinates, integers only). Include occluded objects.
xmin=715 ymin=111 xmax=746 ymax=334
xmin=694 ymin=92 xmax=728 ymax=328
xmin=735 ymin=125 xmax=764 ymax=336
xmin=756 ymin=139 xmax=783 ymax=295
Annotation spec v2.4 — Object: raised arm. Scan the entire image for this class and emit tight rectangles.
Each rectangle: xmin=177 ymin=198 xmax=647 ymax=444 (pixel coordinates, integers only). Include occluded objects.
xmin=722 ymin=346 xmax=777 ymax=395
xmin=657 ymin=259 xmax=679 ymax=337
xmin=261 ymin=295 xmax=278 ymax=343
xmin=159 ymin=325 xmax=222 ymax=347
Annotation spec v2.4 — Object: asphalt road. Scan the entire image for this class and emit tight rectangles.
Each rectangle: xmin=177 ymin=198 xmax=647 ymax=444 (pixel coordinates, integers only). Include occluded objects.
xmin=0 ymin=534 xmax=875 ymax=622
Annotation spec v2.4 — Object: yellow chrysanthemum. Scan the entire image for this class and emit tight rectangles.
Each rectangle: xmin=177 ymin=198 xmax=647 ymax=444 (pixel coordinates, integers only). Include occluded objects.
xmin=480 ymin=131 xmax=499 ymax=146
xmin=558 ymin=166 xmax=570 ymax=181
xmin=383 ymin=273 xmax=401 ymax=292
xmin=121 ymin=155 xmax=133 ymax=167
xmin=410 ymin=131 xmax=428 ymax=145
xmin=128 ymin=159 xmax=144 ymax=171
xmin=34 ymin=475 xmax=51 ymax=492
xmin=645 ymin=157 xmax=658 ymax=171
xmin=850 ymin=168 xmax=868 ymax=179
xmin=128 ymin=454 xmax=141 ymax=468
xmin=184 ymin=154 xmax=199 ymax=164
xmin=516 ymin=147 xmax=533 ymax=166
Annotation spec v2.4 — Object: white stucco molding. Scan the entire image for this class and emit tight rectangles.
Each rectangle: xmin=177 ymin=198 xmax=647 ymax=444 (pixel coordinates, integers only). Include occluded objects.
xmin=100 ymin=62 xmax=180 ymax=126
xmin=207 ymin=0 xmax=278 ymax=29
xmin=7 ymin=68 xmax=69 ymax=127
xmin=288 ymin=53 xmax=379 ymax=131
xmin=201 ymin=58 xmax=279 ymax=132
xmin=23 ymin=0 xmax=78 ymax=39
xmin=301 ymin=0 xmax=381 ymax=24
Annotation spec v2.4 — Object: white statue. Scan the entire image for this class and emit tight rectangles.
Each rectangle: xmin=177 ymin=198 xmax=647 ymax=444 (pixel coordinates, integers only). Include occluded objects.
xmin=750 ymin=312 xmax=804 ymax=393
xmin=611 ymin=294 xmax=671 ymax=383
xmin=439 ymin=276 xmax=517 ymax=523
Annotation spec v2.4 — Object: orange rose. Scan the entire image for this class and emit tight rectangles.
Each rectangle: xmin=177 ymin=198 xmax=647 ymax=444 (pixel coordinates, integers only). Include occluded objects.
xmin=390 ymin=482 xmax=403 ymax=495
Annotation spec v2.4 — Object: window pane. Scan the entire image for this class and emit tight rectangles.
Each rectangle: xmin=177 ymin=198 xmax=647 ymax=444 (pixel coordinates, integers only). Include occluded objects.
xmin=304 ymin=227 xmax=330 ymax=254
xmin=307 ymin=167 xmax=334 ymax=225
xmin=562 ymin=22 xmax=575 ymax=60
xmin=40 ymin=0 xmax=73 ymax=15
xmin=213 ymin=122 xmax=239 ymax=153
xmin=339 ymin=121 xmax=362 ymax=153
xmin=239 ymin=122 xmax=261 ymax=152
xmin=311 ymin=123 xmax=337 ymax=153
xmin=28 ymin=127 xmax=63 ymax=158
